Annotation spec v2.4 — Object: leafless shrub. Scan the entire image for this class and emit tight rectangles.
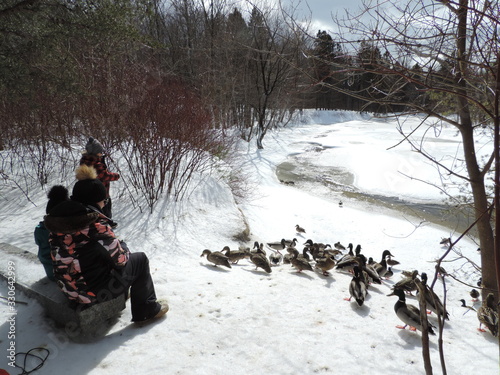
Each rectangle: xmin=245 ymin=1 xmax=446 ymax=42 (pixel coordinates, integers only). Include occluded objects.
xmin=114 ymin=76 xmax=228 ymax=212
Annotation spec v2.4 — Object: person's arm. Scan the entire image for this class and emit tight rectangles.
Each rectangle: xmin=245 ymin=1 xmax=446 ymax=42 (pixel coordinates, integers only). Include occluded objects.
xmin=94 ymin=222 xmax=129 ymax=268
xmin=95 ymin=162 xmax=120 ymax=183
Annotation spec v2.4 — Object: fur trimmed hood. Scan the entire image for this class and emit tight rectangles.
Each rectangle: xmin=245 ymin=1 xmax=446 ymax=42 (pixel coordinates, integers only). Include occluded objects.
xmin=44 ymin=200 xmax=99 ymax=234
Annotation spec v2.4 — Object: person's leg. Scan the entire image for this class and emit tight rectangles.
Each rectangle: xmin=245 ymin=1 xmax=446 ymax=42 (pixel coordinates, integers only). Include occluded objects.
xmin=120 ymin=252 xmax=161 ymax=321
xmin=103 ymin=198 xmax=118 ymax=228
xmin=103 ymin=197 xmax=113 ymax=218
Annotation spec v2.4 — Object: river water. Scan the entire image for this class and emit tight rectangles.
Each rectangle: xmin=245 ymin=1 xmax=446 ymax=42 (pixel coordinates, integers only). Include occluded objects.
xmin=276 ymin=154 xmax=476 ymax=237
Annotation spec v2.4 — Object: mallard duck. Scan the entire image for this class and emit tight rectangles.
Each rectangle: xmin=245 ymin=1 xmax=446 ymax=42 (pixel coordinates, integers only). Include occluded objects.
xmin=269 ymin=249 xmax=283 ymax=266
xmin=435 ymin=264 xmax=448 ymax=278
xmin=440 ymin=237 xmax=451 ymax=246
xmin=346 ymin=265 xmax=368 ymax=306
xmin=392 ymin=270 xmax=419 ymax=295
xmin=284 ymin=238 xmax=298 ymax=247
xmin=359 ymin=255 xmax=382 ymax=285
xmin=319 ymin=244 xmax=340 ymax=259
xmin=334 ymin=241 xmax=346 ymax=251
xmin=303 ymin=241 xmax=332 ymax=259
xmin=459 ymin=299 xmax=476 ymax=314
xmin=266 ymin=238 xmax=286 ymax=251
xmin=249 ymin=248 xmax=272 ymax=273
xmin=252 ymin=241 xmax=266 ymax=255
xmin=386 ymin=255 xmax=400 ymax=267
xmin=222 ymin=246 xmax=249 ymax=264
xmin=200 ymin=249 xmax=231 ymax=268
xmin=304 ymin=238 xmax=314 ymax=247
xmin=388 ymin=288 xmax=435 ymax=335
xmin=307 ymin=243 xmax=322 ymax=260
xmin=372 ymin=250 xmax=394 ymax=278
xmin=337 ymin=243 xmax=353 ymax=259
xmin=470 ymin=288 xmax=480 ymax=302
xmin=385 ymin=267 xmax=394 ymax=279
xmin=336 ymin=244 xmax=362 ymax=273
xmin=477 ymin=293 xmax=499 ymax=336
xmin=304 ymin=239 xmax=324 ymax=248
xmin=295 ymin=224 xmax=306 ymax=234
xmin=314 ymin=254 xmax=336 ymax=276
xmin=420 ymin=273 xmax=449 ymax=320
xmin=289 ymin=248 xmax=313 ymax=272
xmin=283 ymin=253 xmax=292 ymax=264
xmin=302 ymin=246 xmax=314 ymax=261
xmin=401 ymin=269 xmax=416 ymax=278
xmin=324 ymin=247 xmax=342 ymax=259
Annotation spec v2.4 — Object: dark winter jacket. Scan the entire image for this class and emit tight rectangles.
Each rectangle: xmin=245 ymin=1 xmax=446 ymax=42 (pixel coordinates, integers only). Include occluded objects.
xmin=44 ymin=200 xmax=129 ymax=304
xmin=80 ymin=154 xmax=120 ymax=197
xmin=34 ymin=221 xmax=56 ymax=281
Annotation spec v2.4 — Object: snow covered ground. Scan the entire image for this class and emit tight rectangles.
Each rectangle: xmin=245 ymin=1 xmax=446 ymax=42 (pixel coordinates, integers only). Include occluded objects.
xmin=0 ymin=110 xmax=497 ymax=374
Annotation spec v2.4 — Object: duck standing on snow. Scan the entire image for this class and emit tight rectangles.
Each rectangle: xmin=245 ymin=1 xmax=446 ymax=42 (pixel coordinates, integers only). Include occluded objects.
xmin=269 ymin=248 xmax=283 ymax=266
xmin=386 ymin=255 xmax=400 ymax=267
xmin=372 ymin=250 xmax=394 ymax=279
xmin=385 ymin=267 xmax=394 ymax=279
xmin=459 ymin=299 xmax=476 ymax=314
xmin=295 ymin=224 xmax=306 ymax=234
xmin=336 ymin=244 xmax=361 ymax=273
xmin=314 ymin=254 xmax=336 ymax=276
xmin=359 ymin=255 xmax=382 ymax=285
xmin=249 ymin=246 xmax=272 ymax=273
xmin=266 ymin=238 xmax=286 ymax=251
xmin=284 ymin=238 xmax=298 ymax=247
xmin=420 ymin=273 xmax=449 ymax=320
xmin=252 ymin=241 xmax=266 ymax=255
xmin=200 ymin=249 xmax=232 ymax=269
xmin=469 ymin=288 xmax=480 ymax=302
xmin=388 ymin=288 xmax=435 ymax=335
xmin=222 ymin=246 xmax=249 ymax=264
xmin=345 ymin=265 xmax=367 ymax=306
xmin=392 ymin=270 xmax=419 ymax=295
xmin=336 ymin=242 xmax=353 ymax=260
xmin=288 ymin=248 xmax=313 ymax=273
xmin=440 ymin=237 xmax=451 ymax=247
xmin=334 ymin=241 xmax=346 ymax=251
xmin=477 ymin=293 xmax=499 ymax=337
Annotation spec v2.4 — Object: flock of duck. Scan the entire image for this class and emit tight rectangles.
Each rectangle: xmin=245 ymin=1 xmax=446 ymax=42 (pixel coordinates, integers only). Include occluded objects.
xmin=200 ymin=230 xmax=498 ymax=338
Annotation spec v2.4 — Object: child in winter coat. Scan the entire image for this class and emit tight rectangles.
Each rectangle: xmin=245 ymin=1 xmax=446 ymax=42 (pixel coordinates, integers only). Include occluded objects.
xmin=34 ymin=185 xmax=69 ymax=281
xmin=79 ymin=136 xmax=120 ymax=224
xmin=34 ymin=221 xmax=54 ymax=281
xmin=44 ymin=165 xmax=168 ymax=322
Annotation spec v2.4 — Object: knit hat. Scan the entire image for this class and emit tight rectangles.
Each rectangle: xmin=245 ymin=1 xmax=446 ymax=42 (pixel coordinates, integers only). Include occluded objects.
xmin=46 ymin=185 xmax=69 ymax=214
xmin=85 ymin=136 xmax=105 ymax=155
xmin=47 ymin=200 xmax=88 ymax=218
xmin=72 ymin=165 xmax=107 ymax=205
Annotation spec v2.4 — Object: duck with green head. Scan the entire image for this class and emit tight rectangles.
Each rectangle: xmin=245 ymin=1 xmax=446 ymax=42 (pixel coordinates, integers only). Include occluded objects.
xmin=388 ymin=288 xmax=436 ymax=335
xmin=345 ymin=265 xmax=368 ymax=306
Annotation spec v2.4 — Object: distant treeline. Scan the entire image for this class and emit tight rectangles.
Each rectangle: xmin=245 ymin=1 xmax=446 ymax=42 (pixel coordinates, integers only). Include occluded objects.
xmin=0 ymin=2 xmax=443 ymax=143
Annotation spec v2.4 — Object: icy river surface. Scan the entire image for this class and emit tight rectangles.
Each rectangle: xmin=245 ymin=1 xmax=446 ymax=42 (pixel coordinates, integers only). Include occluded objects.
xmin=273 ymin=112 xmax=493 ymax=236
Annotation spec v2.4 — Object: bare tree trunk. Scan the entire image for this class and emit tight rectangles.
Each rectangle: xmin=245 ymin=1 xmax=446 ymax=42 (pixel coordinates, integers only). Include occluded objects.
xmin=455 ymin=0 xmax=496 ymax=301
xmin=494 ymin=52 xmax=500 ymax=347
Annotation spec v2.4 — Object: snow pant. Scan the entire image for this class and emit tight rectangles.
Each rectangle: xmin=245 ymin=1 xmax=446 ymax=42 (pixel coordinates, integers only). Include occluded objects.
xmin=102 ymin=197 xmax=113 ymax=218
xmin=97 ymin=252 xmax=161 ymax=322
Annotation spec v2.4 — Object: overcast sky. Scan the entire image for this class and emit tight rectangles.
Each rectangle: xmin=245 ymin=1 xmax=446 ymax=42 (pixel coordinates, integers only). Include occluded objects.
xmin=280 ymin=0 xmax=367 ymax=32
